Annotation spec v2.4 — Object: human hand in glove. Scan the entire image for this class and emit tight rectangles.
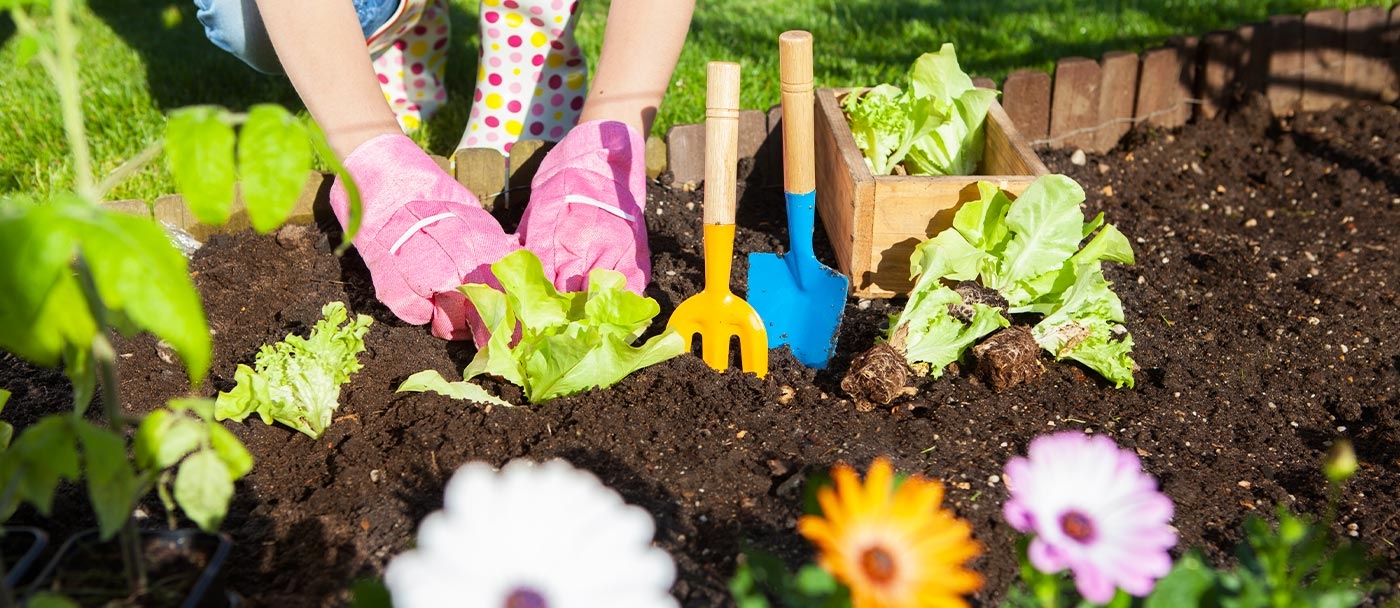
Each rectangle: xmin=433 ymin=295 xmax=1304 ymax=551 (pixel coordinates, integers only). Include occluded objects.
xmin=516 ymin=119 xmax=651 ymax=294
xmin=328 ymin=133 xmax=520 ymax=344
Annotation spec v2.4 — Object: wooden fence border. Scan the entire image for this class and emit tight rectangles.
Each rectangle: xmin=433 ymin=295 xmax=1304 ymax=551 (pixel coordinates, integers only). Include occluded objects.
xmin=109 ymin=4 xmax=1400 ymax=221
xmin=637 ymin=3 xmax=1400 ymax=185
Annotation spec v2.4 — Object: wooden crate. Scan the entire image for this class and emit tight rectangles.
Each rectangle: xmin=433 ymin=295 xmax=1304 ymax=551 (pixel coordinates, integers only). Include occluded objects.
xmin=813 ymin=88 xmax=1049 ymax=299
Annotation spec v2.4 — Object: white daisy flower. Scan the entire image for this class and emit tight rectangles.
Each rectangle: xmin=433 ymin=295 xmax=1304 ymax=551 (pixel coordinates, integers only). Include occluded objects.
xmin=385 ymin=459 xmax=677 ymax=608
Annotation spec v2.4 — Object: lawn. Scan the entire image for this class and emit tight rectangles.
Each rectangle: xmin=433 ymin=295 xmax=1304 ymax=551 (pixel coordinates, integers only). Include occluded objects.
xmin=0 ymin=0 xmax=1391 ymax=202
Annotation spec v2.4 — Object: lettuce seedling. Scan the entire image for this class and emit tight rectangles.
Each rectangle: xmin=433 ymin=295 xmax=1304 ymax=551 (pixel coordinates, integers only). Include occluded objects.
xmin=215 ymin=302 xmax=373 ymax=438
xmin=399 ymin=249 xmax=685 ymax=404
xmin=841 ymin=43 xmax=997 ymax=176
xmin=889 ymin=174 xmax=1137 ymax=387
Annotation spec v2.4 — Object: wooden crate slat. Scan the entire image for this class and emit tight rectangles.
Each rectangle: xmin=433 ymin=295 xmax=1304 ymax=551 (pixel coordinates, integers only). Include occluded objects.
xmin=1198 ymin=30 xmax=1245 ymax=120
xmin=1343 ymin=6 xmax=1390 ymax=102
xmin=814 ymin=88 xmax=1045 ymax=298
xmin=665 ymin=123 xmax=706 ymax=186
xmin=1002 ymin=68 xmax=1051 ymax=143
xmin=813 ymin=89 xmax=869 ymax=287
xmin=1095 ymin=50 xmax=1140 ymax=152
xmin=1267 ymin=14 xmax=1305 ymax=116
xmin=1049 ymin=57 xmax=1102 ymax=151
xmin=1301 ymin=8 xmax=1349 ymax=112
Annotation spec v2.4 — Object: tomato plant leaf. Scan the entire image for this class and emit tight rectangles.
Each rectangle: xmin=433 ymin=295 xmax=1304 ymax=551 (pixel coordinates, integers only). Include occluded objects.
xmin=238 ymin=104 xmax=312 ymax=233
xmin=24 ymin=593 xmax=81 ymax=608
xmin=0 ymin=203 xmax=95 ymax=368
xmin=61 ymin=206 xmax=211 ymax=383
xmin=173 ymin=448 xmax=234 ymax=532
xmin=12 ymin=32 xmax=40 ymax=66
xmin=75 ymin=419 xmax=141 ymax=540
xmin=168 ymin=396 xmax=217 ymax=420
xmin=207 ymin=422 xmax=254 ymax=479
xmin=167 ymin=105 xmax=237 ymax=226
xmin=134 ymin=408 xmax=205 ymax=471
xmin=0 ymin=388 xmax=11 ymax=450
xmin=5 ymin=415 xmax=80 ymax=516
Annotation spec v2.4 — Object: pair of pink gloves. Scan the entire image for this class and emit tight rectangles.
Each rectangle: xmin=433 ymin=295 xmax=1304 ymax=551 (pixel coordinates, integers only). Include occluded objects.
xmin=327 ymin=120 xmax=649 ymax=345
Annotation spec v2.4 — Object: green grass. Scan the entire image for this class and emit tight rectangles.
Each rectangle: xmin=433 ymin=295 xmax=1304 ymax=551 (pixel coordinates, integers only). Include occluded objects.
xmin=1 ymin=0 xmax=1392 ymax=201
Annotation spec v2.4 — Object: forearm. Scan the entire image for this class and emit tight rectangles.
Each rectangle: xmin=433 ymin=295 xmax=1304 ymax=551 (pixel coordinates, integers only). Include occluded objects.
xmin=253 ymin=0 xmax=401 ymax=159
xmin=578 ymin=0 xmax=695 ymax=137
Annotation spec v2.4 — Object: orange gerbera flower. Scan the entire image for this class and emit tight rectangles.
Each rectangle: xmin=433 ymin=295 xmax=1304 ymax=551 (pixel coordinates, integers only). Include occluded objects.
xmin=797 ymin=457 xmax=984 ymax=608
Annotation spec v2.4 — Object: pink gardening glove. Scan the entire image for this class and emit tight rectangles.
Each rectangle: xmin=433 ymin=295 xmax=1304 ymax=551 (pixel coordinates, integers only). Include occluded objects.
xmin=329 ymin=133 xmax=521 ymax=344
xmin=516 ymin=119 xmax=651 ymax=294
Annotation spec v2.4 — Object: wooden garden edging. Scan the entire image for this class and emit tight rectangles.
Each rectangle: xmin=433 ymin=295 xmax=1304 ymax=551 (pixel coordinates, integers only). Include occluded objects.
xmin=109 ymin=5 xmax=1399 ymax=246
xmin=447 ymin=5 xmax=1400 ymax=193
xmin=650 ymin=3 xmax=1399 ymax=183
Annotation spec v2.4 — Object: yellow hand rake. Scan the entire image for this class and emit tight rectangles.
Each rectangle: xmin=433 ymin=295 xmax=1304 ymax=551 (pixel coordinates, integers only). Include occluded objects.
xmin=666 ymin=61 xmax=769 ymax=378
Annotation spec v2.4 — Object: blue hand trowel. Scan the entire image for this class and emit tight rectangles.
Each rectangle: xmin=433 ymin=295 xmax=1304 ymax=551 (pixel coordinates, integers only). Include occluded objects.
xmin=747 ymin=30 xmax=849 ymax=369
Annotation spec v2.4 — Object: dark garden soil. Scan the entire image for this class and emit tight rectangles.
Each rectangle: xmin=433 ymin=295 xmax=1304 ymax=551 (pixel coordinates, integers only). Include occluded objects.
xmin=4 ymin=95 xmax=1400 ymax=607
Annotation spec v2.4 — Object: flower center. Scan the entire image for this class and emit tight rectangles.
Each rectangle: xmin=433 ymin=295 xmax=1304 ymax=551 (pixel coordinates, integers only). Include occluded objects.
xmin=1059 ymin=510 xmax=1096 ymax=544
xmin=858 ymin=545 xmax=898 ymax=584
xmin=503 ymin=587 xmax=547 ymax=608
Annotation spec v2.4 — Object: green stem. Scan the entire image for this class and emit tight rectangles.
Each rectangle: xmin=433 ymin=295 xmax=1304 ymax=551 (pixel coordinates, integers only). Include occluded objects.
xmin=1322 ymin=480 xmax=1342 ymax=533
xmin=1032 ymin=571 xmax=1061 ymax=608
xmin=74 ymin=257 xmax=147 ymax=595
xmin=51 ymin=0 xmax=97 ymax=201
xmin=95 ymin=141 xmax=163 ymax=203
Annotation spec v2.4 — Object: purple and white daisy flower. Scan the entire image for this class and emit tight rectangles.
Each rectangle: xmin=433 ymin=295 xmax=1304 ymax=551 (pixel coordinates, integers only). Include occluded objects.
xmin=1002 ymin=431 xmax=1177 ymax=603
xmin=385 ymin=459 xmax=677 ymax=608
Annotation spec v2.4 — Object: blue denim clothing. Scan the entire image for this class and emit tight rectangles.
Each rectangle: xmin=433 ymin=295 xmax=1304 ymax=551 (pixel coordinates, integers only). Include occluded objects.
xmin=353 ymin=0 xmax=400 ymax=35
xmin=195 ymin=0 xmax=401 ymax=73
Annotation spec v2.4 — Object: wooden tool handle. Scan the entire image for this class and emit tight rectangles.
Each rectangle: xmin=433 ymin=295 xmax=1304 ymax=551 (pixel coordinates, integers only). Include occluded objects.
xmin=779 ymin=31 xmax=815 ymax=194
xmin=704 ymin=61 xmax=741 ymax=225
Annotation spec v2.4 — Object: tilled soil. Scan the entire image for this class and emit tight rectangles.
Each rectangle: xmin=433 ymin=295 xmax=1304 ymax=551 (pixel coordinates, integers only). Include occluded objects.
xmin=4 ymin=96 xmax=1399 ymax=606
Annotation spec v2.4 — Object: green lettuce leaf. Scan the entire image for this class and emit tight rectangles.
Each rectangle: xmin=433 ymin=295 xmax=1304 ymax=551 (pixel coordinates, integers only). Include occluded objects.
xmin=890 ymin=284 xmax=1008 ymax=378
xmin=397 ymin=370 xmax=511 ymax=407
xmin=400 ymin=249 xmax=684 ymax=404
xmin=841 ymin=43 xmax=995 ymax=176
xmin=890 ymin=174 xmax=1137 ymax=387
xmin=214 ymin=302 xmax=373 ymax=438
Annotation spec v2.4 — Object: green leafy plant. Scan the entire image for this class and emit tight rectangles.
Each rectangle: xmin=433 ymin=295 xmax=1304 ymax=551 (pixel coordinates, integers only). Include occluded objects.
xmin=399 ymin=249 xmax=685 ymax=404
xmin=730 ymin=548 xmax=849 ymax=608
xmin=136 ymin=398 xmax=255 ymax=532
xmin=214 ymin=302 xmax=373 ymax=439
xmin=888 ymin=173 xmax=1137 ymax=387
xmin=841 ymin=43 xmax=998 ymax=176
xmin=0 ymin=389 xmax=11 ymax=449
xmin=1142 ymin=440 xmax=1383 ymax=608
xmin=0 ymin=0 xmax=356 ymax=602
